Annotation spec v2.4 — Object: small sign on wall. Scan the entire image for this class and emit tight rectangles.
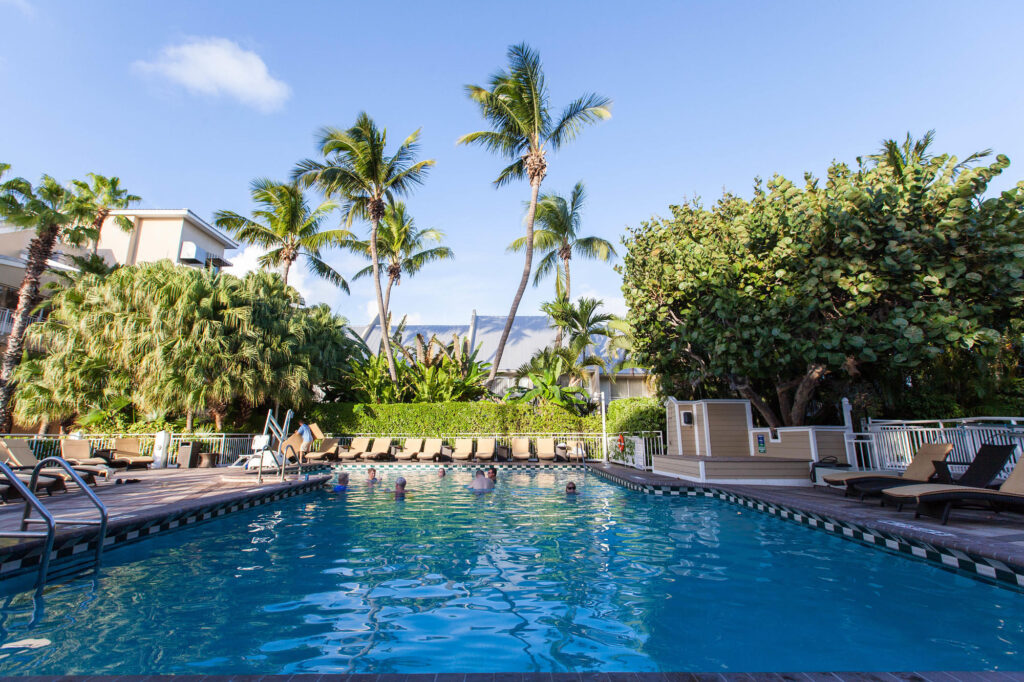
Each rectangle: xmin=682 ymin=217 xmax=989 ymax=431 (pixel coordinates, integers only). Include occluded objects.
xmin=756 ymin=434 xmax=767 ymax=454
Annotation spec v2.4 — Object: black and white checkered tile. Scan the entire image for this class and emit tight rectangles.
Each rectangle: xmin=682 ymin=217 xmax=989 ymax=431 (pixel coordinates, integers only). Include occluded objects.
xmin=327 ymin=462 xmax=586 ymax=471
xmin=590 ymin=466 xmax=1024 ymax=591
xmin=0 ymin=476 xmax=327 ymax=585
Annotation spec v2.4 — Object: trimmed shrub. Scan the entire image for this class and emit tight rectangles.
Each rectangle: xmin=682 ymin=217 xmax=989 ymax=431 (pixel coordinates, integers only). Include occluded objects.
xmin=606 ymin=397 xmax=665 ymax=434
xmin=307 ymin=402 xmax=603 ymax=435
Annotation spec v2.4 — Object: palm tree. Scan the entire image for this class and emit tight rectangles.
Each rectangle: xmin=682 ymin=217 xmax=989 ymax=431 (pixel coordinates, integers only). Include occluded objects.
xmin=295 ymin=113 xmax=434 ymax=383
xmin=867 ymin=130 xmax=991 ymax=183
xmin=71 ymin=173 xmax=140 ymax=254
xmin=541 ymin=296 xmax=615 ymax=379
xmin=214 ymin=179 xmax=350 ymax=289
xmin=508 ymin=181 xmax=615 ymax=301
xmin=348 ymin=201 xmax=453 ymax=340
xmin=0 ymin=173 xmax=92 ymax=429
xmin=458 ymin=43 xmax=611 ymax=386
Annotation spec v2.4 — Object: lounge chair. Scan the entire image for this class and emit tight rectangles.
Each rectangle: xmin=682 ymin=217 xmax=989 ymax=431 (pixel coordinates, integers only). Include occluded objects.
xmin=565 ymin=440 xmax=587 ymax=462
xmin=510 ymin=438 xmax=531 ymax=462
xmin=451 ymin=438 xmax=474 ymax=461
xmin=536 ymin=438 xmax=557 ymax=461
xmin=475 ymin=438 xmax=496 ymax=461
xmin=1 ymin=439 xmax=107 ymax=484
xmin=279 ymin=433 xmax=305 ymax=463
xmin=368 ymin=438 xmax=393 ymax=460
xmin=822 ymin=443 xmax=953 ymax=499
xmin=309 ymin=423 xmax=326 ymax=441
xmin=338 ymin=437 xmax=371 ymax=460
xmin=422 ymin=438 xmax=445 ymax=461
xmin=394 ymin=438 xmax=424 ymax=460
xmin=61 ymin=438 xmax=120 ymax=467
xmin=881 ymin=448 xmax=1024 ymax=524
xmin=112 ymin=438 xmax=155 ymax=469
xmin=306 ymin=438 xmax=340 ymax=462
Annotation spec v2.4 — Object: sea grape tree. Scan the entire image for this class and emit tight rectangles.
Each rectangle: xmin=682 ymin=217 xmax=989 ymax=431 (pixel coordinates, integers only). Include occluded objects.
xmin=620 ymin=140 xmax=1024 ymax=427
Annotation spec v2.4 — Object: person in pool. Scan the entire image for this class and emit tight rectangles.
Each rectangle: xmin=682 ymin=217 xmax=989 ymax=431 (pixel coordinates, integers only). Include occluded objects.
xmin=486 ymin=466 xmax=498 ymax=483
xmin=565 ymin=481 xmax=578 ymax=495
xmin=333 ymin=471 xmax=350 ymax=492
xmin=468 ymin=470 xmax=494 ymax=491
xmin=437 ymin=468 xmax=447 ymax=478
xmin=394 ymin=476 xmax=409 ymax=499
xmin=366 ymin=467 xmax=380 ymax=485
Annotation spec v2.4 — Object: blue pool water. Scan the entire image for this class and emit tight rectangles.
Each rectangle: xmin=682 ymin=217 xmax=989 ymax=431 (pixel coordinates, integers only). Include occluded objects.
xmin=0 ymin=468 xmax=1021 ymax=674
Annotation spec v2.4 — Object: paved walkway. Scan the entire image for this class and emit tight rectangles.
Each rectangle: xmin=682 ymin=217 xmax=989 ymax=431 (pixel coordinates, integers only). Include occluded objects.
xmin=592 ymin=464 xmax=1024 ymax=572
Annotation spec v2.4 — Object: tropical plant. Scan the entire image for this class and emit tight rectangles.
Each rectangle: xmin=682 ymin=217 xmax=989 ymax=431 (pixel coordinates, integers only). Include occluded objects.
xmin=458 ymin=42 xmax=611 ymax=386
xmin=620 ymin=134 xmax=1024 ymax=427
xmin=70 ymin=173 xmax=140 ymax=254
xmin=0 ymin=171 xmax=93 ymax=429
xmin=348 ymin=201 xmax=454 ymax=339
xmin=508 ymin=181 xmax=615 ymax=301
xmin=214 ymin=179 xmax=350 ymax=289
xmin=295 ymin=113 xmax=435 ymax=384
xmin=509 ymin=356 xmax=588 ymax=411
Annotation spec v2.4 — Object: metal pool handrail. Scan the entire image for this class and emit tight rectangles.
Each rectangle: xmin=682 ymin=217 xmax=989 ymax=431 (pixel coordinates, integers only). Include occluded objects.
xmin=0 ymin=459 xmax=56 ymax=590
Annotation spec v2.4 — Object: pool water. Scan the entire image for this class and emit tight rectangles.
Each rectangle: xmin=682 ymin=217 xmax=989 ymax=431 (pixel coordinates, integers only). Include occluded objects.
xmin=0 ymin=468 xmax=1020 ymax=674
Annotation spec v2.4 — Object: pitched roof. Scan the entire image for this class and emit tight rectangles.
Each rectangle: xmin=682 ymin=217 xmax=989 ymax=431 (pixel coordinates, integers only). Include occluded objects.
xmin=354 ymin=312 xmax=637 ymax=374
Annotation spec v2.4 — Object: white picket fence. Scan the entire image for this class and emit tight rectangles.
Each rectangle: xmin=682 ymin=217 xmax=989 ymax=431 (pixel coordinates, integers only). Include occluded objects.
xmin=845 ymin=418 xmax=1024 ymax=478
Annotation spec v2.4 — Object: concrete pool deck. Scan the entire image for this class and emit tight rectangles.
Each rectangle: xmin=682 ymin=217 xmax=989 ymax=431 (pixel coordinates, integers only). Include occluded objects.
xmin=0 ymin=467 xmax=330 ymax=584
xmin=590 ymin=463 xmax=1024 ymax=588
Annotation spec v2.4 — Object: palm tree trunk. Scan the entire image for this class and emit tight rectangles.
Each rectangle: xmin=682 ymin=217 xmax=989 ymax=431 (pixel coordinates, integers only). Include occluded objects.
xmin=91 ymin=209 xmax=109 ymax=255
xmin=563 ymin=251 xmax=571 ymax=302
xmin=382 ymin=275 xmax=396 ymax=350
xmin=488 ymin=179 xmax=542 ymax=387
xmin=0 ymin=224 xmax=60 ymax=431
xmin=370 ymin=216 xmax=399 ymax=383
xmin=186 ymin=410 xmax=194 ymax=431
xmin=282 ymin=258 xmax=292 ymax=285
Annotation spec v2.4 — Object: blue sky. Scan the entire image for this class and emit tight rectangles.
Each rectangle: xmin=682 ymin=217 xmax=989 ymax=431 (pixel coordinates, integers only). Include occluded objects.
xmin=2 ymin=1 xmax=1023 ymax=325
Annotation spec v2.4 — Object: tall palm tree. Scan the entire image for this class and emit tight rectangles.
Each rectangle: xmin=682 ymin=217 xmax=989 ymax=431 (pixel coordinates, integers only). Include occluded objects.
xmin=348 ymin=201 xmax=454 ymax=339
xmin=0 ymin=173 xmax=91 ymax=429
xmin=295 ymin=113 xmax=434 ymax=383
xmin=71 ymin=173 xmax=140 ymax=254
xmin=508 ymin=181 xmax=615 ymax=301
xmin=214 ymin=179 xmax=350 ymax=289
xmin=458 ymin=43 xmax=611 ymax=386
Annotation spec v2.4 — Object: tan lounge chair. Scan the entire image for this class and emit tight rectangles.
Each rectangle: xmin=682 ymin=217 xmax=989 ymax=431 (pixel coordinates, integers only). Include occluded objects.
xmin=61 ymin=438 xmax=116 ymax=467
xmin=306 ymin=438 xmax=340 ymax=462
xmin=310 ymin=423 xmax=326 ymax=440
xmin=451 ymin=439 xmax=474 ymax=461
xmin=475 ymin=438 xmax=496 ymax=461
xmin=368 ymin=438 xmax=393 ymax=460
xmin=565 ymin=440 xmax=587 ymax=462
xmin=0 ymin=441 xmax=70 ymax=494
xmin=510 ymin=438 xmax=531 ymax=461
xmin=536 ymin=438 xmax=557 ymax=461
xmin=422 ymin=438 xmax=445 ymax=461
xmin=112 ymin=437 xmax=154 ymax=469
xmin=881 ymin=452 xmax=1024 ymax=524
xmin=394 ymin=438 xmax=424 ymax=460
xmin=338 ymin=437 xmax=371 ymax=460
xmin=822 ymin=443 xmax=953 ymax=498
xmin=1 ymin=439 xmax=106 ymax=484
xmin=278 ymin=433 xmax=305 ymax=463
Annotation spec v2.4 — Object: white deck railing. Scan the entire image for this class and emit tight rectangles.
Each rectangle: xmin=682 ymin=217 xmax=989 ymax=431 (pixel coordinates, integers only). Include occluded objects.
xmin=845 ymin=421 xmax=1024 ymax=478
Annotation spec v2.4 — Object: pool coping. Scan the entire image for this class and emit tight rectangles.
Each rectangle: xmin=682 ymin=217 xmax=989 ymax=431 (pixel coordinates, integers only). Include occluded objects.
xmin=589 ymin=464 xmax=1024 ymax=591
xmin=0 ymin=471 xmax=330 ymax=587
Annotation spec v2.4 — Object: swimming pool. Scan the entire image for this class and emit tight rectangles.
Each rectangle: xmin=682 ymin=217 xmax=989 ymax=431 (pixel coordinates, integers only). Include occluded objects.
xmin=0 ymin=467 xmax=1020 ymax=674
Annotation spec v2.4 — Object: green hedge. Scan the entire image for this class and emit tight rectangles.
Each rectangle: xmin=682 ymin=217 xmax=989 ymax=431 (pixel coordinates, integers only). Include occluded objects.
xmin=307 ymin=397 xmax=663 ymax=436
xmin=606 ymin=397 xmax=665 ymax=434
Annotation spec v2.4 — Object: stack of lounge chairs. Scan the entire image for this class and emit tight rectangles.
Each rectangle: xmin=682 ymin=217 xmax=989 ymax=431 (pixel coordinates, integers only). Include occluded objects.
xmin=823 ymin=442 xmax=1022 ymax=525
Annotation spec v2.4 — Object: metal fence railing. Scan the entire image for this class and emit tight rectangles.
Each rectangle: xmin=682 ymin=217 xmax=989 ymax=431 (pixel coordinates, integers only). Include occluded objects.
xmin=845 ymin=422 xmax=1024 ymax=479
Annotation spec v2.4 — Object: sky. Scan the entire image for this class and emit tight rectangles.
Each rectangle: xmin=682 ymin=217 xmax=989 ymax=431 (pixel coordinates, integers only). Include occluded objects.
xmin=2 ymin=1 xmax=1023 ymax=325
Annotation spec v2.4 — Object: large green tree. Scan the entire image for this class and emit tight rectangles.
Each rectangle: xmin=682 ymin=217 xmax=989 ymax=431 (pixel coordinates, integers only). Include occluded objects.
xmin=71 ymin=173 xmax=140 ymax=254
xmin=214 ymin=179 xmax=351 ymax=289
xmin=348 ymin=201 xmax=453 ymax=340
xmin=509 ymin=181 xmax=616 ymax=301
xmin=459 ymin=43 xmax=611 ymax=386
xmin=621 ymin=137 xmax=1024 ymax=427
xmin=0 ymin=171 xmax=93 ymax=429
xmin=295 ymin=113 xmax=434 ymax=384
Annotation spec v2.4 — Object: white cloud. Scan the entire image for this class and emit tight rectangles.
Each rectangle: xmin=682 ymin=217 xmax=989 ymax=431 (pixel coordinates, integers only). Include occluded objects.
xmin=134 ymin=37 xmax=290 ymax=112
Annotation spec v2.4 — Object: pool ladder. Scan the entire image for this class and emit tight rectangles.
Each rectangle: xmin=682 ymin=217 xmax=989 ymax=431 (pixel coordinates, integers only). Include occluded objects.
xmin=0 ymin=457 xmax=108 ymax=591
